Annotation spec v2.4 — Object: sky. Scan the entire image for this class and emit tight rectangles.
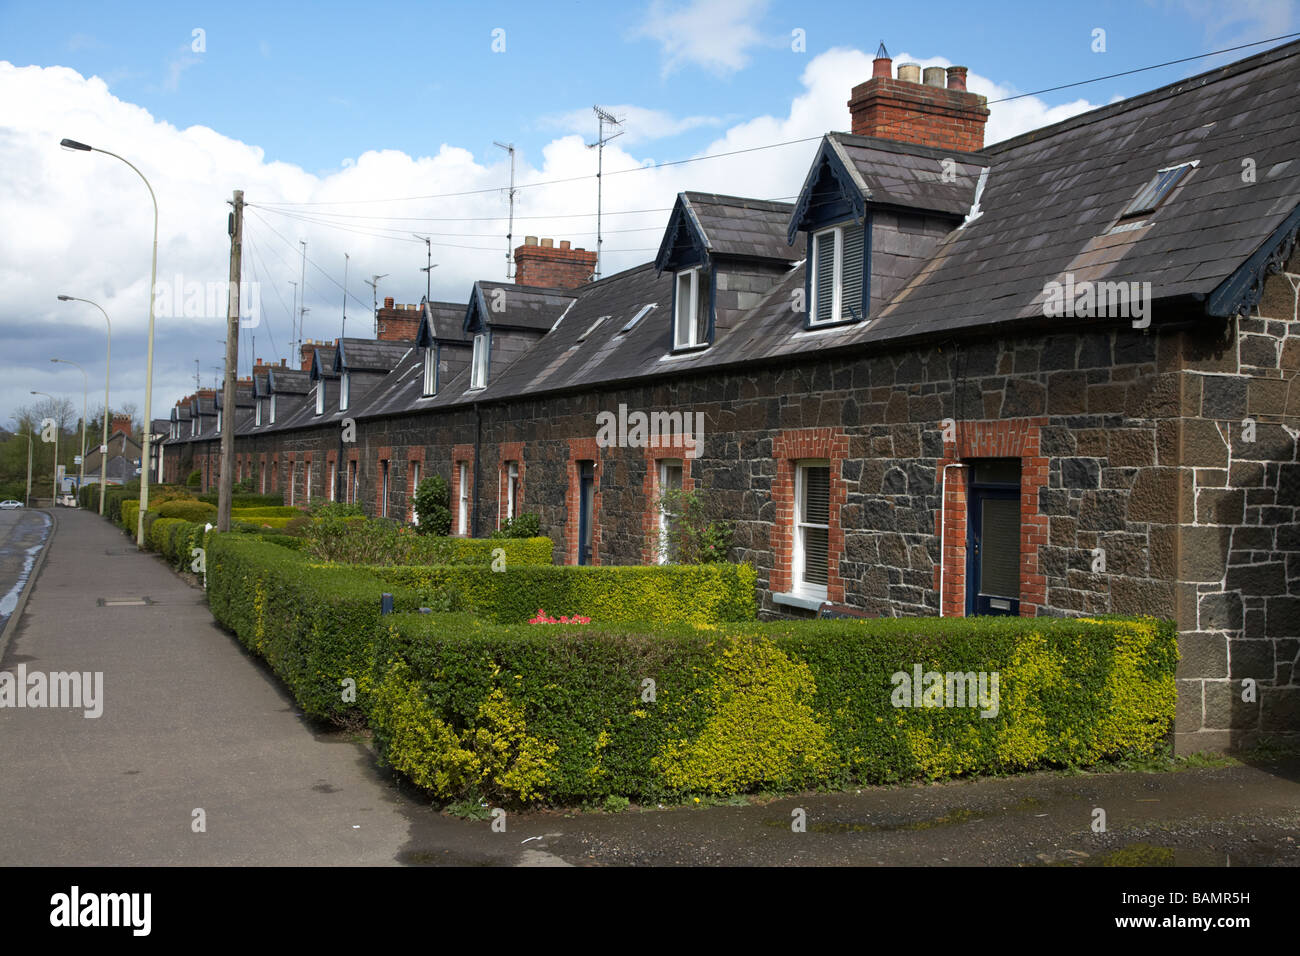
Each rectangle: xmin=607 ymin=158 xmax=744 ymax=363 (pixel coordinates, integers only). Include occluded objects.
xmin=1 ymin=0 xmax=1297 ymax=430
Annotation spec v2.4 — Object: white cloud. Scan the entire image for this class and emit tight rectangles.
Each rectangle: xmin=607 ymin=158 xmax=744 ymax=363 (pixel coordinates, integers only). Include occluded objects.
xmin=634 ymin=0 xmax=770 ymax=76
xmin=539 ymin=104 xmax=724 ymax=145
xmin=0 ymin=48 xmax=1101 ymax=426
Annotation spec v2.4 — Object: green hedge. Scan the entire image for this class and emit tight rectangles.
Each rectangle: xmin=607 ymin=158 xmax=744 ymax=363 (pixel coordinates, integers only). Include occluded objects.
xmin=231 ymin=506 xmax=301 ymax=519
xmin=364 ymin=562 xmax=755 ymax=624
xmin=199 ymin=491 xmax=284 ymax=507
xmin=233 ymin=515 xmax=296 ymax=530
xmin=206 ymin=536 xmax=420 ymax=721
xmin=156 ymin=499 xmax=217 ymax=523
xmin=368 ymin=614 xmax=1177 ymax=804
xmin=120 ymin=499 xmax=140 ymax=533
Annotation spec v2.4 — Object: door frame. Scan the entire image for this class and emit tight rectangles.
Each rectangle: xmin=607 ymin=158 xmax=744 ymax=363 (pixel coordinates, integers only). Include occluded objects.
xmin=965 ymin=464 xmax=1021 ymax=617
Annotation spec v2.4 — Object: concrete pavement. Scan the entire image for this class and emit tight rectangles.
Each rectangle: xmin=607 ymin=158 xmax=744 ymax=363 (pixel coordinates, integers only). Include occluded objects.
xmin=1 ymin=508 xmax=1297 ymax=867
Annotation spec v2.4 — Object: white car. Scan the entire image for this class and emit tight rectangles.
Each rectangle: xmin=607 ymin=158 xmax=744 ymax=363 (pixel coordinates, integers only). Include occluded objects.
xmin=0 ymin=500 xmax=22 ymax=510
xmin=57 ymin=494 xmax=78 ymax=507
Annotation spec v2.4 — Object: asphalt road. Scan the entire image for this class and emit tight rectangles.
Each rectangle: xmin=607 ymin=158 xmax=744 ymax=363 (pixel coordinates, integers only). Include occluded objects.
xmin=0 ymin=508 xmax=1297 ymax=867
xmin=0 ymin=508 xmax=51 ymax=641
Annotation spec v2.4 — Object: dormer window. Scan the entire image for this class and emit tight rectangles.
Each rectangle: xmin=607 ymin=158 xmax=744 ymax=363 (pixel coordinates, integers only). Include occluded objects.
xmin=315 ymin=383 xmax=325 ymax=416
xmin=339 ymin=372 xmax=350 ymax=411
xmin=269 ymin=394 xmax=277 ymax=424
xmin=673 ymin=268 xmax=708 ymax=349
xmin=810 ymin=221 xmax=864 ymax=326
xmin=470 ymin=334 xmax=489 ymax=389
xmin=254 ymin=400 xmax=262 ymax=427
xmin=216 ymin=410 xmax=222 ymax=434
xmin=422 ymin=347 xmax=436 ymax=396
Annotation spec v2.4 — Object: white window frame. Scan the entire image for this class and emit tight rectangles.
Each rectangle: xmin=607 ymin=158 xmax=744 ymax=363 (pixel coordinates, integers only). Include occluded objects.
xmin=348 ymin=459 xmax=358 ymax=504
xmin=657 ymin=458 xmax=684 ymax=565
xmin=380 ymin=459 xmax=389 ymax=517
xmin=254 ymin=400 xmax=261 ymax=427
xmin=305 ymin=461 xmax=312 ymax=503
xmin=328 ymin=461 xmax=337 ymax=501
xmin=216 ymin=410 xmax=222 ymax=434
xmin=458 ymin=461 xmax=469 ymax=534
xmin=810 ymin=226 xmax=844 ymax=326
xmin=269 ymin=394 xmax=277 ymax=423
xmin=339 ymin=372 xmax=350 ymax=411
xmin=673 ymin=267 xmax=707 ymax=349
xmin=315 ymin=382 xmax=325 ymax=416
xmin=260 ymin=462 xmax=267 ymax=494
xmin=507 ymin=461 xmax=519 ymax=521
xmin=410 ymin=461 xmax=421 ymax=524
xmin=470 ymin=334 xmax=489 ymax=389
xmin=793 ymin=459 xmax=831 ymax=600
xmin=288 ymin=462 xmax=296 ymax=506
xmin=422 ymin=347 xmax=436 ymax=396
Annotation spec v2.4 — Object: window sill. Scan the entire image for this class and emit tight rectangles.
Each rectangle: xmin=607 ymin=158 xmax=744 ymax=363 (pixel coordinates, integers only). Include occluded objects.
xmin=660 ymin=345 xmax=711 ymax=362
xmin=772 ymin=591 xmax=826 ymax=612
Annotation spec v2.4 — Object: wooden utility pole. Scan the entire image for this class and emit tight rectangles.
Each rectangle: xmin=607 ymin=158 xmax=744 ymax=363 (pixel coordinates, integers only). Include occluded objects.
xmin=217 ymin=189 xmax=243 ymax=532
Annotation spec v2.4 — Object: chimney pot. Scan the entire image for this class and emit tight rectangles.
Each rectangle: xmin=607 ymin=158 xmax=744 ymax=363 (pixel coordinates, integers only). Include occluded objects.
xmin=923 ymin=66 xmax=946 ymax=87
xmin=560 ymin=240 xmax=571 ymax=250
xmin=946 ymin=65 xmax=968 ymax=91
xmin=541 ymin=237 xmax=553 ymax=248
xmin=524 ymin=235 xmax=538 ymax=246
xmin=280 ymin=358 xmax=287 ymax=367
xmin=384 ymin=296 xmax=394 ymax=309
xmin=897 ymin=62 xmax=921 ymax=83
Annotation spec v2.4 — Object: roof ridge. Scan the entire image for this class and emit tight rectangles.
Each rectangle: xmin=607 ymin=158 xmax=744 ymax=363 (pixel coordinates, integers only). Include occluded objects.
xmin=986 ymin=36 xmax=1300 ymax=155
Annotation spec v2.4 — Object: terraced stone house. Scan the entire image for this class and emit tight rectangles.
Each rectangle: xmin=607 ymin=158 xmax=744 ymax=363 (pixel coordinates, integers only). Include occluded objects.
xmin=163 ymin=41 xmax=1300 ymax=752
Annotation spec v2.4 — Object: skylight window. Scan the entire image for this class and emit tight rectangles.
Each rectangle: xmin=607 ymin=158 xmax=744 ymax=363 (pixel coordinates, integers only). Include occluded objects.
xmin=577 ymin=316 xmax=609 ymax=342
xmin=1120 ymin=161 xmax=1197 ymax=219
xmin=620 ymin=304 xmax=656 ymax=334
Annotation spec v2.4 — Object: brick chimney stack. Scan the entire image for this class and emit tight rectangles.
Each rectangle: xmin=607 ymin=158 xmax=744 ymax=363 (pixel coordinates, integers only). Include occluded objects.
xmin=848 ymin=44 xmax=989 ymax=153
xmin=513 ymin=237 xmax=597 ymax=290
xmin=376 ymin=297 xmax=423 ymax=342
xmin=110 ymin=413 xmax=132 ymax=437
xmin=299 ymin=340 xmax=318 ymax=371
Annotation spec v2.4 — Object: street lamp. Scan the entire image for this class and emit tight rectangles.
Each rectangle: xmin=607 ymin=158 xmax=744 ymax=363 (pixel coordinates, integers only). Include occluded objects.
xmin=57 ymin=295 xmax=111 ymax=515
xmin=61 ymin=137 xmax=158 ymax=547
xmin=51 ymin=358 xmax=87 ymax=500
xmin=30 ymin=390 xmax=58 ymax=507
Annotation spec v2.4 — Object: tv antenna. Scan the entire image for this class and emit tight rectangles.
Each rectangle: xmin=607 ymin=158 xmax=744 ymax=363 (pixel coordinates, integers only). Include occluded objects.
xmin=364 ymin=273 xmax=389 ymax=335
xmin=587 ymin=105 xmax=624 ymax=280
xmin=493 ymin=141 xmax=516 ymax=279
xmin=412 ymin=235 xmax=436 ymax=302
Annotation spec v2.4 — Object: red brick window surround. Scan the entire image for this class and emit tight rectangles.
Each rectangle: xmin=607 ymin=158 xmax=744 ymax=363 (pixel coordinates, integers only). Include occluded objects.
xmin=771 ymin=428 xmax=848 ymax=603
xmin=375 ymin=446 xmax=392 ymax=518
xmin=934 ymin=417 xmax=1048 ymax=617
xmin=451 ymin=443 xmax=475 ymax=536
xmin=407 ymin=447 xmax=425 ymax=524
xmin=641 ymin=442 xmax=695 ymax=564
xmin=302 ymin=453 xmax=313 ymax=505
xmin=287 ymin=452 xmax=298 ymax=506
xmin=497 ymin=441 xmax=525 ymax=529
xmin=566 ymin=437 xmax=602 ymax=566
xmin=270 ymin=455 xmax=279 ymax=493
xmin=325 ymin=449 xmax=338 ymax=502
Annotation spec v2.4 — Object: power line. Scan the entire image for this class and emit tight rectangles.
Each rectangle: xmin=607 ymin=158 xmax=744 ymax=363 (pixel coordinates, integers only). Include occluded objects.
xmin=987 ymin=30 xmax=1300 ymax=104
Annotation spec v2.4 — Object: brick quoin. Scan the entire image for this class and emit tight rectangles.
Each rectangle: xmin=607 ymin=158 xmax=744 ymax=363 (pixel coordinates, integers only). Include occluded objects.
xmin=451 ymin=442 xmax=475 ymax=535
xmin=497 ymin=441 xmax=526 ymax=529
xmin=641 ymin=440 xmax=696 ymax=564
xmin=771 ymin=427 xmax=848 ymax=602
xmin=934 ymin=417 xmax=1049 ymax=617
xmin=566 ymin=436 xmax=602 ymax=566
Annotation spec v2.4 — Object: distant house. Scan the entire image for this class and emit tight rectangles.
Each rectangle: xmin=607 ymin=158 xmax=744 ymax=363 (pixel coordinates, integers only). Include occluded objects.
xmin=82 ymin=415 xmax=140 ymax=485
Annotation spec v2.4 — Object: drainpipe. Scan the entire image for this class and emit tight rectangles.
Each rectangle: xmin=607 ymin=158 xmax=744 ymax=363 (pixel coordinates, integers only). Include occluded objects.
xmin=938 ymin=462 xmax=968 ymax=617
xmin=471 ymin=401 xmax=482 ymax=538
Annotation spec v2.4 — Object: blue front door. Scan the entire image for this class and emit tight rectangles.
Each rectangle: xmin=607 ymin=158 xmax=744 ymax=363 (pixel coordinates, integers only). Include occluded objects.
xmin=966 ymin=460 xmax=1021 ymax=616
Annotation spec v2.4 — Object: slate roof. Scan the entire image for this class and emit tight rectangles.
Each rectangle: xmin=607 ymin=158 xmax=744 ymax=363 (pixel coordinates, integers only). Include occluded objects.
xmin=268 ymin=367 xmax=311 ymax=394
xmin=311 ymin=347 xmax=339 ymax=380
xmin=684 ymin=192 xmax=800 ymax=261
xmin=424 ymin=300 xmax=472 ymax=344
xmin=165 ymin=38 xmax=1300 ymax=437
xmin=335 ymin=338 xmax=415 ymax=373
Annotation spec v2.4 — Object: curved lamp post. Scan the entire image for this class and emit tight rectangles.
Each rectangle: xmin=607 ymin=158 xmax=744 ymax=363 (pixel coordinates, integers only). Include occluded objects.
xmin=29 ymin=390 xmax=58 ymax=507
xmin=51 ymin=357 xmax=87 ymax=498
xmin=61 ymin=138 xmax=157 ymax=547
xmin=57 ymin=295 xmax=111 ymax=514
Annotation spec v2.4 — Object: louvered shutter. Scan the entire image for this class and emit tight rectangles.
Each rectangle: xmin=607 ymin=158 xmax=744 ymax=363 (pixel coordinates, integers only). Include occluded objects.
xmin=813 ymin=231 xmax=835 ymax=324
xmin=840 ymin=221 xmax=864 ymax=321
xmin=802 ymin=465 xmax=830 ymax=587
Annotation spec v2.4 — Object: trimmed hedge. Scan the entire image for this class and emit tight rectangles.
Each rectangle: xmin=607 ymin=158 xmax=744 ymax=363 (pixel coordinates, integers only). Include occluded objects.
xmin=365 ymin=562 xmax=756 ymax=624
xmin=206 ymin=536 xmax=420 ymax=721
xmin=230 ymin=506 xmax=301 ymax=519
xmin=368 ymin=614 xmax=1177 ymax=803
xmin=199 ymin=491 xmax=284 ymax=507
xmin=156 ymin=499 xmax=217 ymax=523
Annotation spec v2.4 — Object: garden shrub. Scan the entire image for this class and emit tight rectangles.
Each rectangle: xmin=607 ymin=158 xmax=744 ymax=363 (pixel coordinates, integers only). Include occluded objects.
xmin=156 ymin=499 xmax=218 ymax=523
xmin=229 ymin=506 xmax=300 ymax=519
xmin=490 ymin=512 xmax=541 ymax=539
xmin=413 ymin=475 xmax=451 ymax=536
xmin=198 ymin=492 xmax=284 ymax=508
